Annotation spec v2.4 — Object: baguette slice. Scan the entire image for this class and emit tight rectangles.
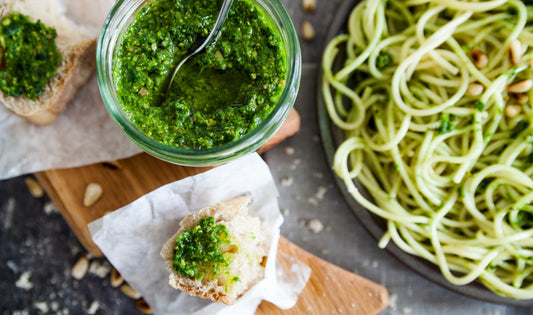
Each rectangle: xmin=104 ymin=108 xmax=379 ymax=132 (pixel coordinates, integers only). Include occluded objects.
xmin=161 ymin=196 xmax=268 ymax=305
xmin=0 ymin=0 xmax=96 ymax=125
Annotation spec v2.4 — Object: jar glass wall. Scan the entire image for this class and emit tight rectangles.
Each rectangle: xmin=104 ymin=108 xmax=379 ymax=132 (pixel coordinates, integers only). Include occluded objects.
xmin=97 ymin=0 xmax=301 ymax=166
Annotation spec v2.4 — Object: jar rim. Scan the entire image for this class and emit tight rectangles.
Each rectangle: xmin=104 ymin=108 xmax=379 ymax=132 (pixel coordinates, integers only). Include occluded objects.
xmin=97 ymin=0 xmax=301 ymax=166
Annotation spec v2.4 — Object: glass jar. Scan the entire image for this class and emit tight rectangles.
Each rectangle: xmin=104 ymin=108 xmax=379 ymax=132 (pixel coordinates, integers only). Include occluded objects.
xmin=97 ymin=0 xmax=301 ymax=166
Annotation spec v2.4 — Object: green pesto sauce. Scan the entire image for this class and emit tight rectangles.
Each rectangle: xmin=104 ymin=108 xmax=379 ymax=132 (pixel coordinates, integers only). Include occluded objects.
xmin=0 ymin=13 xmax=61 ymax=100
xmin=173 ymin=217 xmax=232 ymax=279
xmin=114 ymin=0 xmax=287 ymax=149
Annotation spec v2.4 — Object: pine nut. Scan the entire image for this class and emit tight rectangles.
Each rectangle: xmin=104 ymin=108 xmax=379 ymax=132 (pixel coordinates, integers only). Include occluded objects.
xmin=25 ymin=177 xmax=44 ymax=198
xmin=136 ymin=298 xmax=153 ymax=314
xmin=120 ymin=284 xmax=142 ymax=299
xmin=509 ymin=39 xmax=522 ymax=66
xmin=508 ymin=79 xmax=533 ymax=93
xmin=302 ymin=21 xmax=315 ymax=41
xmin=467 ymin=82 xmax=484 ymax=97
xmin=512 ymin=93 xmax=529 ymax=105
xmin=302 ymin=0 xmax=316 ymax=12
xmin=71 ymin=256 xmax=89 ymax=280
xmin=505 ymin=104 xmax=522 ymax=118
xmin=110 ymin=268 xmax=124 ymax=288
xmin=83 ymin=183 xmax=103 ymax=207
xmin=470 ymin=49 xmax=488 ymax=69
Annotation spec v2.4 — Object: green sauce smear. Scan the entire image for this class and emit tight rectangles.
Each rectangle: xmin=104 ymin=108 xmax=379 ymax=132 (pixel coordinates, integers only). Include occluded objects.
xmin=173 ymin=217 xmax=232 ymax=279
xmin=114 ymin=0 xmax=287 ymax=149
xmin=0 ymin=13 xmax=61 ymax=100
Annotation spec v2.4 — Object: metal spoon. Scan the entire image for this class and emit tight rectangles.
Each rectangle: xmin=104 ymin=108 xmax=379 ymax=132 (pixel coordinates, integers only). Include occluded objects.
xmin=162 ymin=0 xmax=235 ymax=102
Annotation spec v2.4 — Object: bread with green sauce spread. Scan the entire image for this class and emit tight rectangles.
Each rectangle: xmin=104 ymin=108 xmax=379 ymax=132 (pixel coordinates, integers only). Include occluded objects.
xmin=0 ymin=0 xmax=96 ymax=125
xmin=160 ymin=196 xmax=268 ymax=305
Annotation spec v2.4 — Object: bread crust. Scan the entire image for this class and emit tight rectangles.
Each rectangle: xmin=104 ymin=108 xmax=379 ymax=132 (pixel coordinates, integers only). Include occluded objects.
xmin=161 ymin=196 xmax=266 ymax=305
xmin=0 ymin=0 xmax=97 ymax=124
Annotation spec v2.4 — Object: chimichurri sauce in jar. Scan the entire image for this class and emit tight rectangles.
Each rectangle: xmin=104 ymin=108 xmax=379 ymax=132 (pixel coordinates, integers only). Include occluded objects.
xmin=113 ymin=0 xmax=287 ymax=150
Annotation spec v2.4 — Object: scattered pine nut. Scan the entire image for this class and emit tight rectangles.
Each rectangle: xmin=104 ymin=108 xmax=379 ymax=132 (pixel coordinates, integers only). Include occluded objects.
xmin=470 ymin=49 xmax=488 ymax=69
xmin=83 ymin=183 xmax=103 ymax=207
xmin=71 ymin=256 xmax=89 ymax=280
xmin=508 ymin=79 xmax=533 ymax=94
xmin=110 ymin=268 xmax=124 ymax=288
xmin=136 ymin=298 xmax=153 ymax=314
xmin=512 ymin=93 xmax=529 ymax=105
xmin=467 ymin=82 xmax=484 ymax=97
xmin=509 ymin=39 xmax=522 ymax=66
xmin=302 ymin=21 xmax=315 ymax=41
xmin=505 ymin=104 xmax=522 ymax=118
xmin=302 ymin=0 xmax=316 ymax=12
xmin=120 ymin=283 xmax=142 ymax=299
xmin=25 ymin=177 xmax=44 ymax=198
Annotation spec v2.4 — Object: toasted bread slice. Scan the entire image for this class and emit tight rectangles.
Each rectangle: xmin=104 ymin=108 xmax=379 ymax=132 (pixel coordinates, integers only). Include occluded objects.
xmin=0 ymin=0 xmax=96 ymax=125
xmin=161 ymin=196 xmax=268 ymax=305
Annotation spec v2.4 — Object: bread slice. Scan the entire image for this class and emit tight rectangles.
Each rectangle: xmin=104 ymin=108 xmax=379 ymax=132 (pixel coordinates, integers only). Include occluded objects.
xmin=0 ymin=0 xmax=96 ymax=125
xmin=161 ymin=196 xmax=268 ymax=305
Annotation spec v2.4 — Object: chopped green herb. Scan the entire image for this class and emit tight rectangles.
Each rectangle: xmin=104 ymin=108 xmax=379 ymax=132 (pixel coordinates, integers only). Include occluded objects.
xmin=475 ymin=100 xmax=485 ymax=111
xmin=0 ymin=13 xmax=61 ymax=100
xmin=436 ymin=113 xmax=454 ymax=134
xmin=376 ymin=51 xmax=393 ymax=70
xmin=511 ymin=121 xmax=529 ymax=138
xmin=172 ymin=217 xmax=232 ymax=279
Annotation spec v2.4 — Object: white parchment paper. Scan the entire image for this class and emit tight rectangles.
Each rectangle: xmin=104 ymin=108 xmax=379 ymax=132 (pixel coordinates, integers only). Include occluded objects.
xmin=88 ymin=153 xmax=311 ymax=315
xmin=0 ymin=0 xmax=141 ymax=180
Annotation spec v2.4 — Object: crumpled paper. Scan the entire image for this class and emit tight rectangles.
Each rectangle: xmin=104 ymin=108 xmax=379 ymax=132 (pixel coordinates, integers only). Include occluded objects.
xmin=88 ymin=153 xmax=311 ymax=315
xmin=0 ymin=0 xmax=141 ymax=180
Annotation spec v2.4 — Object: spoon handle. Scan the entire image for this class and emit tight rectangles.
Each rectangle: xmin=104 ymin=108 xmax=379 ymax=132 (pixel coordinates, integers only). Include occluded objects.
xmin=166 ymin=0 xmax=235 ymax=96
xmin=193 ymin=0 xmax=235 ymax=55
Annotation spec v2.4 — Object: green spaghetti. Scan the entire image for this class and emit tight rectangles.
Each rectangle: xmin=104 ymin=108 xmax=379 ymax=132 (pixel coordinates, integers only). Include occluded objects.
xmin=322 ymin=0 xmax=533 ymax=299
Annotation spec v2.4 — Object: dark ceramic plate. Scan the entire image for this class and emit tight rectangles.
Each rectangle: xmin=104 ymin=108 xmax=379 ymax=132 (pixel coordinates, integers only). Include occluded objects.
xmin=317 ymin=0 xmax=533 ymax=307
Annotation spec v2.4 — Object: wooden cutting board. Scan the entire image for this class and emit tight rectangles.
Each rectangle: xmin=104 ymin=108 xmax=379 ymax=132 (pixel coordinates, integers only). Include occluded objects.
xmin=35 ymin=109 xmax=388 ymax=314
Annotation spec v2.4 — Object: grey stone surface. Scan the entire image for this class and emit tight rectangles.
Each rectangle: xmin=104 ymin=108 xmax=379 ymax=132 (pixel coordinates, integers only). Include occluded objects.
xmin=1 ymin=1 xmax=532 ymax=314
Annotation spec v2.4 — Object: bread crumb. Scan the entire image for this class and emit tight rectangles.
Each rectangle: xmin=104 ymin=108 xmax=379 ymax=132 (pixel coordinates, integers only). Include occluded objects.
xmin=307 ymin=197 xmax=318 ymax=206
xmin=33 ymin=302 xmax=49 ymax=313
xmin=86 ymin=301 xmax=100 ymax=315
xmin=290 ymin=158 xmax=302 ymax=170
xmin=7 ymin=260 xmax=18 ymax=273
xmin=280 ymin=177 xmax=294 ymax=187
xmin=403 ymin=307 xmax=413 ymax=313
xmin=284 ymin=146 xmax=295 ymax=155
xmin=281 ymin=209 xmax=290 ymax=216
xmin=4 ymin=197 xmax=15 ymax=230
xmin=44 ymin=201 xmax=59 ymax=215
xmin=307 ymin=219 xmax=324 ymax=233
xmin=15 ymin=271 xmax=33 ymax=291
xmin=50 ymin=302 xmax=59 ymax=312
xmin=89 ymin=260 xmax=111 ymax=278
xmin=372 ymin=260 xmax=379 ymax=268
xmin=313 ymin=171 xmax=324 ymax=179
xmin=315 ymin=186 xmax=327 ymax=200
xmin=389 ymin=293 xmax=398 ymax=310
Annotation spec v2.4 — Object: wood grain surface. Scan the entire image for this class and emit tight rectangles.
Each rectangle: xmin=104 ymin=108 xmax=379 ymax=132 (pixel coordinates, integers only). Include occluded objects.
xmin=35 ymin=108 xmax=388 ymax=314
